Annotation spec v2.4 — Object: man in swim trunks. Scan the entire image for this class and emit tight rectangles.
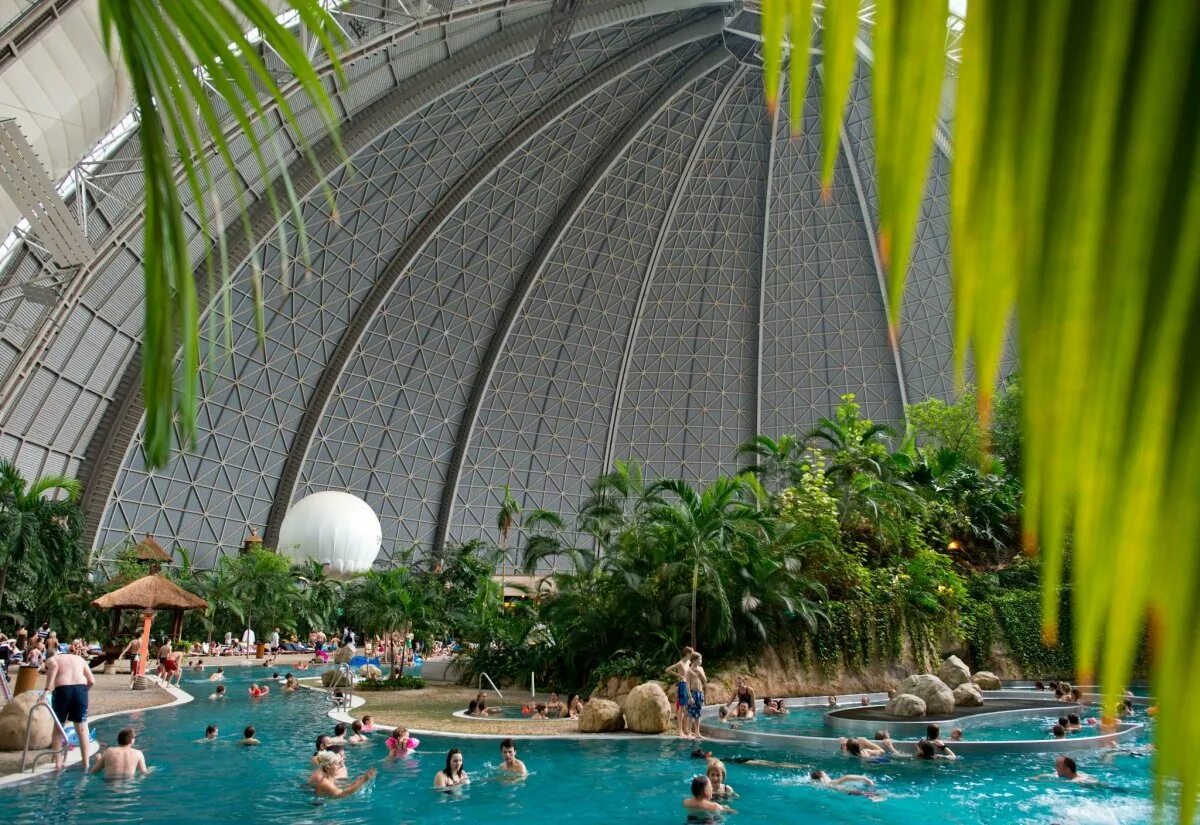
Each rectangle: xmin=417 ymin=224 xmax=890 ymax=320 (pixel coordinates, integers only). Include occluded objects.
xmin=723 ymin=675 xmax=755 ymax=715
xmin=683 ymin=775 xmax=735 ymax=815
xmin=89 ymin=727 xmax=148 ymax=779
xmin=43 ymin=639 xmax=95 ymax=771
xmin=499 ymin=738 xmax=527 ymax=777
xmin=685 ymin=651 xmax=707 ymax=739
xmin=1033 ymin=755 xmax=1094 ymax=782
xmin=665 ymin=646 xmax=694 ymax=738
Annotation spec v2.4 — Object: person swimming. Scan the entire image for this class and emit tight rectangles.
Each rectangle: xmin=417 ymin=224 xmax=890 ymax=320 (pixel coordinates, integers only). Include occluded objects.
xmin=915 ymin=739 xmax=955 ymax=760
xmin=1033 ymin=755 xmax=1094 ymax=783
xmin=434 ymin=748 xmax=470 ymax=789
xmin=345 ymin=720 xmax=367 ymax=744
xmin=705 ymin=759 xmax=736 ymax=800
xmin=498 ymin=738 xmax=527 ymax=777
xmin=239 ymin=726 xmax=260 ymax=746
xmin=360 ymin=715 xmax=375 ymax=732
xmin=691 ymin=748 xmax=808 ymax=771
xmin=209 ymin=667 xmax=224 ymax=682
xmin=531 ymin=702 xmax=549 ymax=720
xmin=248 ymin=683 xmax=270 ymax=698
xmin=840 ymin=737 xmax=894 ymax=759
xmin=196 ymin=725 xmax=218 ymax=743
xmin=310 ymin=751 xmax=375 ymax=798
xmin=810 ymin=769 xmax=880 ymax=799
xmin=387 ymin=727 xmax=418 ymax=759
xmin=210 ymin=685 xmax=226 ymax=700
xmin=683 ymin=775 xmax=735 ymax=815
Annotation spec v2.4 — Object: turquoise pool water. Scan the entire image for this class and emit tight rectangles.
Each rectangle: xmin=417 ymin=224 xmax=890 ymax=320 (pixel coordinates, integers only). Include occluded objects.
xmin=0 ymin=670 xmax=1166 ymax=824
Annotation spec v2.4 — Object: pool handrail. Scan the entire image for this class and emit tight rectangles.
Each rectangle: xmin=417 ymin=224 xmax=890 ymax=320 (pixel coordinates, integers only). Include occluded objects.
xmin=478 ymin=672 xmax=503 ymax=701
xmin=20 ymin=690 xmax=70 ymax=772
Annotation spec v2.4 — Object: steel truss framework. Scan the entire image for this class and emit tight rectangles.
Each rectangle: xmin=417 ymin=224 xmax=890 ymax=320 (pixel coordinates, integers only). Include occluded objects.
xmin=0 ymin=1 xmax=1011 ymax=569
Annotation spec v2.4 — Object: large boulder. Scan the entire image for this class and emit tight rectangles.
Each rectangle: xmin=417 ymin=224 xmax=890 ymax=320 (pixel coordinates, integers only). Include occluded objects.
xmin=897 ymin=674 xmax=956 ymax=715
xmin=321 ymin=668 xmax=354 ymax=688
xmin=937 ymin=655 xmax=972 ymax=689
xmin=953 ymin=683 xmax=984 ymax=707
xmin=883 ymin=693 xmax=927 ymax=717
xmin=624 ymin=682 xmax=671 ymax=733
xmin=578 ymin=698 xmax=624 ymax=733
xmin=332 ymin=643 xmax=356 ymax=665
xmin=0 ymin=692 xmax=54 ymax=750
xmin=972 ymin=671 xmax=1002 ymax=690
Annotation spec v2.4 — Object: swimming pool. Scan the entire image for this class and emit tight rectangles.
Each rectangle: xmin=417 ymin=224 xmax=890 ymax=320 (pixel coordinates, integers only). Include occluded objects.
xmin=0 ymin=669 xmax=1167 ymax=824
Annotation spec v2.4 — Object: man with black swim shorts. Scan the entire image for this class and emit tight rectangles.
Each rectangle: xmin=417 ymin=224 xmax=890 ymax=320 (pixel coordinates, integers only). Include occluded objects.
xmin=43 ymin=639 xmax=95 ymax=771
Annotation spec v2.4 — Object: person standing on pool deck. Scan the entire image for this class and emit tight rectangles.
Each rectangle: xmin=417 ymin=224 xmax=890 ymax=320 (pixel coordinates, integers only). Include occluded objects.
xmin=43 ymin=638 xmax=95 ymax=771
xmin=665 ymin=646 xmax=694 ymax=737
xmin=685 ymin=651 xmax=707 ymax=739
xmin=89 ymin=727 xmax=149 ymax=779
xmin=434 ymin=748 xmax=470 ymax=788
xmin=499 ymin=738 xmax=527 ymax=777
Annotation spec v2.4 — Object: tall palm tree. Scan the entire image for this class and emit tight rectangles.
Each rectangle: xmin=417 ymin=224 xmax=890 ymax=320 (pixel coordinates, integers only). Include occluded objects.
xmin=495 ymin=485 xmax=522 ymax=584
xmin=226 ymin=548 xmax=295 ymax=648
xmin=292 ymin=559 xmax=344 ymax=635
xmin=0 ymin=461 xmax=83 ymax=617
xmin=343 ymin=568 xmax=431 ymax=677
xmin=642 ymin=475 xmax=773 ymax=649
xmin=579 ymin=460 xmax=649 ymax=554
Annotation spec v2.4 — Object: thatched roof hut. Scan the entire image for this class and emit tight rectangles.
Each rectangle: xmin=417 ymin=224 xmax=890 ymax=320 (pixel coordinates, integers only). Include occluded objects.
xmin=92 ymin=573 xmax=207 ymax=639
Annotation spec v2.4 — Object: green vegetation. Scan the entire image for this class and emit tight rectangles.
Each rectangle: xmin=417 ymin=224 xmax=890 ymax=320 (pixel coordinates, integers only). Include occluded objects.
xmin=456 ymin=388 xmax=1076 ymax=692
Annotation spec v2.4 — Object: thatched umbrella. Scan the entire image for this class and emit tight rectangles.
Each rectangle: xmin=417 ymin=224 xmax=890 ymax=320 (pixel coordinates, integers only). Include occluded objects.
xmin=131 ymin=534 xmax=172 ymax=573
xmin=93 ymin=574 xmax=208 ymax=676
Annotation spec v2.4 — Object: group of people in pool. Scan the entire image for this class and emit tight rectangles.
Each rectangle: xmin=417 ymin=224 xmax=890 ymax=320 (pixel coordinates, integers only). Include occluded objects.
xmin=305 ymin=716 xmax=529 ymax=799
xmin=463 ymin=690 xmax=584 ymax=719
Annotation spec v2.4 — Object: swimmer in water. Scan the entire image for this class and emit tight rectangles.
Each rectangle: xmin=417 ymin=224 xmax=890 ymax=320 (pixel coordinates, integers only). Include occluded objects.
xmin=88 ymin=728 xmax=150 ymax=780
xmin=683 ymin=775 xmax=735 ymax=815
xmin=239 ymin=726 xmax=260 ymax=746
xmin=860 ymin=695 xmax=870 ymax=707
xmin=248 ymin=683 xmax=270 ymax=698
xmin=840 ymin=737 xmax=889 ymax=759
xmin=434 ymin=748 xmax=470 ymax=789
xmin=810 ymin=769 xmax=880 ymax=799
xmin=387 ymin=727 xmax=416 ymax=759
xmin=210 ymin=685 xmax=226 ymax=700
xmin=498 ymin=738 xmax=527 ymax=777
xmin=705 ymin=759 xmax=736 ymax=799
xmin=360 ymin=715 xmax=375 ymax=732
xmin=282 ymin=673 xmax=298 ymax=693
xmin=691 ymin=749 xmax=807 ymax=771
xmin=310 ymin=752 xmax=376 ymax=798
xmin=1066 ymin=714 xmax=1083 ymax=732
xmin=762 ymin=697 xmax=787 ymax=716
xmin=915 ymin=739 xmax=956 ymax=760
xmin=827 ymin=695 xmax=838 ymax=707
xmin=197 ymin=725 xmax=218 ymax=743
xmin=209 ymin=667 xmax=224 ymax=682
xmin=1033 ymin=755 xmax=1094 ymax=783
xmin=345 ymin=720 xmax=367 ymax=744
xmin=950 ymin=728 xmax=963 ymax=742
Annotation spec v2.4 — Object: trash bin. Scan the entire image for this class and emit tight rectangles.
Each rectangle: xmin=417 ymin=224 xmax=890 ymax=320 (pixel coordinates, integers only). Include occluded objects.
xmin=13 ymin=665 xmax=38 ymax=695
xmin=256 ymin=642 xmax=267 ymax=658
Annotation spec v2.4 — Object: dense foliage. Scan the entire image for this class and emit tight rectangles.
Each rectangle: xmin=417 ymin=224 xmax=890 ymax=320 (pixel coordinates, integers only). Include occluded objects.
xmin=457 ymin=385 xmax=1064 ymax=691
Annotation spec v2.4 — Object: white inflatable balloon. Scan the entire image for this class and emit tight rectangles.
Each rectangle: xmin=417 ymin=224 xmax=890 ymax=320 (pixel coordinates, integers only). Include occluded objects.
xmin=277 ymin=491 xmax=382 ymax=578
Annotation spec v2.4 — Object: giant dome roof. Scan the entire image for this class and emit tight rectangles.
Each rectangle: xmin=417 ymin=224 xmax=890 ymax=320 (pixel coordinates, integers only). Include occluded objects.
xmin=0 ymin=2 xmax=1009 ymax=567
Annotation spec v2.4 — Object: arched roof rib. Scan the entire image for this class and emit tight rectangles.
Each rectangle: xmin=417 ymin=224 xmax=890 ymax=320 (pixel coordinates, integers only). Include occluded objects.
xmin=87 ymin=5 xmax=725 ymax=565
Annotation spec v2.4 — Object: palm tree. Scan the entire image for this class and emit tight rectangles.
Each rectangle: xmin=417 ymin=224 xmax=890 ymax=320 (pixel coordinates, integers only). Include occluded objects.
xmin=226 ymin=548 xmax=295 ymax=649
xmin=191 ymin=564 xmax=239 ymax=644
xmin=292 ymin=559 xmax=345 ymax=636
xmin=642 ymin=475 xmax=773 ymax=649
xmin=579 ymin=460 xmax=650 ymax=554
xmin=0 ymin=461 xmax=83 ymax=617
xmin=343 ymin=568 xmax=432 ymax=677
xmin=495 ymin=485 xmax=522 ymax=584
xmin=739 ymin=434 xmax=806 ymax=493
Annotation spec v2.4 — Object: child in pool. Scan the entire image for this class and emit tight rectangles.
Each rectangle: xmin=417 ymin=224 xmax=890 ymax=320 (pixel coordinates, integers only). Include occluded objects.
xmin=387 ymin=727 xmax=419 ymax=758
xmin=810 ymin=769 xmax=880 ymax=799
xmin=683 ymin=775 xmax=735 ymax=815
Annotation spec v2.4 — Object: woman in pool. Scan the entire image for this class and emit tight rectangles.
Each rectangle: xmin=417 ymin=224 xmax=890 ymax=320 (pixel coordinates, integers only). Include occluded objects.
xmin=345 ymin=720 xmax=367 ymax=744
xmin=311 ymin=752 xmax=376 ymax=798
xmin=561 ymin=694 xmax=584 ymax=719
xmin=474 ymin=692 xmax=502 ymax=715
xmin=434 ymin=748 xmax=469 ymax=788
xmin=546 ymin=692 xmax=563 ymax=714
xmin=705 ymin=759 xmax=736 ymax=799
xmin=531 ymin=703 xmax=549 ymax=720
xmin=248 ymin=683 xmax=270 ymax=698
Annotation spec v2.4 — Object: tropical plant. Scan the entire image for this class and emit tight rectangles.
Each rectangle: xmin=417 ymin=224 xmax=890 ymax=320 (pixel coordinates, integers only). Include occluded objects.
xmin=642 ymin=475 xmax=773 ymax=649
xmin=291 ymin=559 xmax=345 ymax=635
xmin=739 ymin=434 xmax=806 ymax=493
xmin=225 ymin=548 xmax=296 ymax=643
xmin=343 ymin=567 xmax=433 ymax=677
xmin=495 ymin=485 xmax=522 ymax=580
xmin=98 ymin=0 xmax=344 ymax=467
xmin=0 ymin=461 xmax=84 ymax=619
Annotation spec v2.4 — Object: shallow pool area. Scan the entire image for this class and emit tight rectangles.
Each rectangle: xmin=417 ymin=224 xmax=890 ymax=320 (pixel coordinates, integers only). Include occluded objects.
xmin=0 ymin=669 xmax=1171 ymax=824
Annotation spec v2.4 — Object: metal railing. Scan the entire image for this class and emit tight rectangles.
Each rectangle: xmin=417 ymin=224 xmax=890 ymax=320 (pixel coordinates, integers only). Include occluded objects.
xmin=20 ymin=691 xmax=70 ymax=772
xmin=478 ymin=672 xmax=503 ymax=702
xmin=325 ymin=663 xmax=354 ymax=710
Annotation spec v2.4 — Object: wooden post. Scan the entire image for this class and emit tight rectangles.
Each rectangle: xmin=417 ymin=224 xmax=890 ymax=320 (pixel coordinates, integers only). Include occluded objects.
xmin=171 ymin=609 xmax=183 ymax=640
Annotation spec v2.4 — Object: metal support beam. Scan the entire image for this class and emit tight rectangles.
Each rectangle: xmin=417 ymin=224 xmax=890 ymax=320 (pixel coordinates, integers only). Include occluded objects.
xmin=261 ymin=13 xmax=724 ymax=547
xmin=600 ymin=62 xmax=746 ymax=475
xmin=753 ymin=81 xmax=781 ymax=440
xmin=533 ymin=0 xmax=584 ymax=72
xmin=433 ymin=44 xmax=731 ymax=555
